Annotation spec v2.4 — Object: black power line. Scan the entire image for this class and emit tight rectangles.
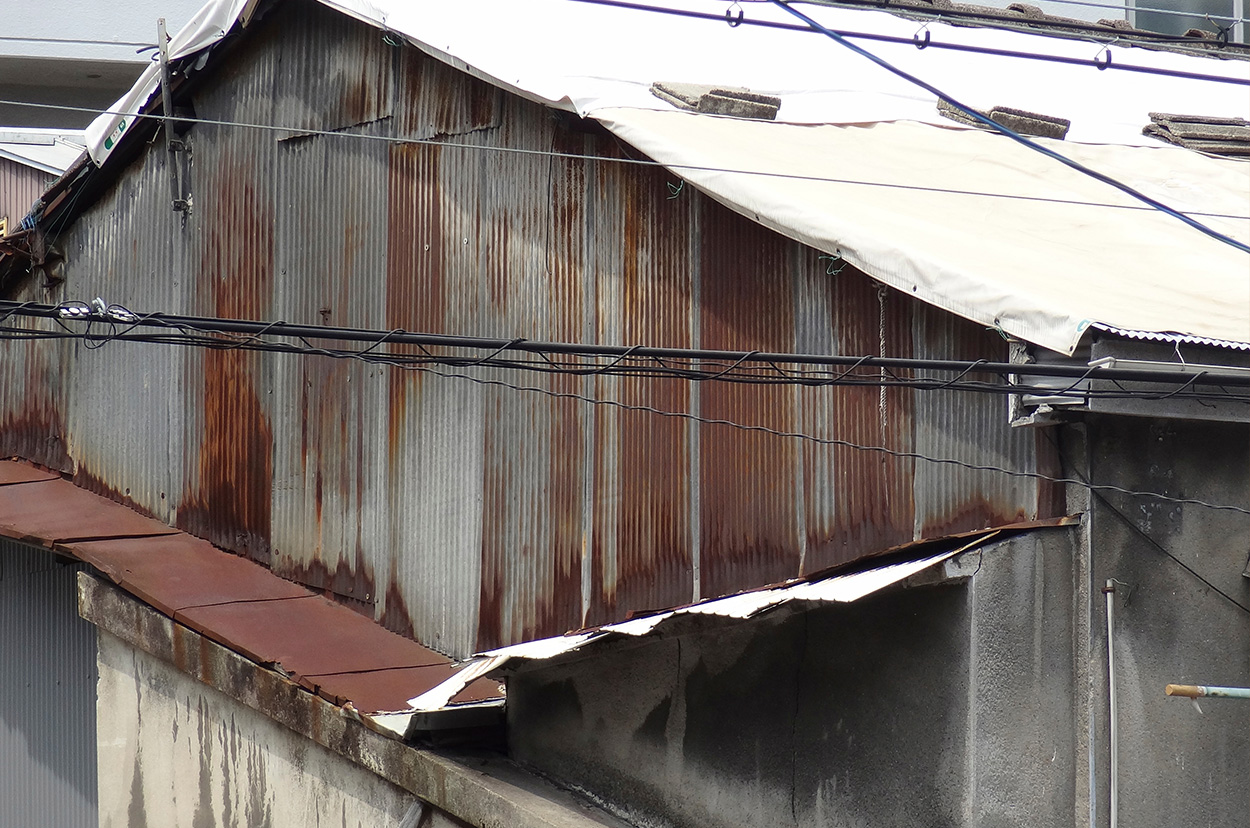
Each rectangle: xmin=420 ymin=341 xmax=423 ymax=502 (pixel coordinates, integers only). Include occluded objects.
xmin=768 ymin=0 xmax=1250 ymax=254
xmin=2 ymin=302 xmax=1247 ymax=515
xmin=565 ymin=0 xmax=1250 ymax=82
xmin=4 ymin=300 xmax=1249 ymax=392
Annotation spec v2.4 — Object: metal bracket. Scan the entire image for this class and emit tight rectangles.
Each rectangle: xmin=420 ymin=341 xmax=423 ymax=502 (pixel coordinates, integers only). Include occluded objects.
xmin=158 ymin=19 xmax=191 ymax=215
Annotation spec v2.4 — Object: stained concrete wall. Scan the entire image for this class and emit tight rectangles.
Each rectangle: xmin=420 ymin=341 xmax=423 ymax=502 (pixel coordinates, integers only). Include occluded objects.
xmin=509 ymin=529 xmax=1081 ymax=828
xmin=95 ymin=630 xmax=467 ymax=828
xmin=1079 ymin=415 xmax=1250 ymax=827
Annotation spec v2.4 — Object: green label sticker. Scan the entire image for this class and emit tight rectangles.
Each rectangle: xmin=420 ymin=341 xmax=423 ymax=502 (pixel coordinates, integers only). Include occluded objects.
xmin=104 ymin=118 xmax=128 ymax=151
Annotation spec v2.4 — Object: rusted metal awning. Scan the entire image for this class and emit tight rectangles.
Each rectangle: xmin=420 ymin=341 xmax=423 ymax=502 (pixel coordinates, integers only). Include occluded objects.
xmin=0 ymin=459 xmax=502 ymax=729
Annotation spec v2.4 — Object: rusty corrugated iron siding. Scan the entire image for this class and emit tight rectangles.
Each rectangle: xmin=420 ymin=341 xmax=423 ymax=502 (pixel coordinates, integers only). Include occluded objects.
xmin=0 ymin=2 xmax=1059 ymax=657
xmin=0 ymin=157 xmax=52 ymax=231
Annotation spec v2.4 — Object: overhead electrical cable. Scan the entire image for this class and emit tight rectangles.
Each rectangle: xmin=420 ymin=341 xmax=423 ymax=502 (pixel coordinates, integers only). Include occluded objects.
xmin=3 ymin=300 xmax=1249 ymax=392
xmin=564 ymin=0 xmax=1250 ymax=81
xmin=414 ymin=362 xmax=1250 ymax=516
xmin=0 ymin=99 xmax=1247 ymax=224
xmin=1038 ymin=429 xmax=1250 ymax=614
xmin=766 ymin=0 xmax=1250 ymax=253
xmin=1 ymin=300 xmax=1249 ymax=516
xmin=6 ymin=322 xmax=1247 ymax=403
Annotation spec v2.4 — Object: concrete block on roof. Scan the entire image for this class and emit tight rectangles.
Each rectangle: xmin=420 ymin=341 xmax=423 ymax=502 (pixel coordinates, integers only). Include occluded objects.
xmin=937 ymin=98 xmax=1071 ymax=139
xmin=651 ymin=82 xmax=780 ymax=120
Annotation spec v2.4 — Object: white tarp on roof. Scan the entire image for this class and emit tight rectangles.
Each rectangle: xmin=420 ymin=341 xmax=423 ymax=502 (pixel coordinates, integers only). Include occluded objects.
xmin=321 ymin=0 xmax=1247 ymax=145
xmin=83 ymin=0 xmax=1250 ymax=352
xmin=87 ymin=0 xmax=1250 ymax=159
xmin=596 ymin=109 xmax=1250 ymax=353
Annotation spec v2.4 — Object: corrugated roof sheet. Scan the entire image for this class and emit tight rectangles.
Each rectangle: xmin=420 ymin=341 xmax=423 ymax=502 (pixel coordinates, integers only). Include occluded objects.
xmin=0 ymin=459 xmax=502 ymax=719
xmin=406 ymin=517 xmax=1076 ymax=713
xmin=0 ymin=130 xmax=85 ymax=176
xmin=1089 ymin=323 xmax=1250 ymax=352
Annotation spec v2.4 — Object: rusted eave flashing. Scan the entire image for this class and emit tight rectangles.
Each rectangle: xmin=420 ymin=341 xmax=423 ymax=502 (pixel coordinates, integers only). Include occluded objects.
xmin=77 ymin=573 xmax=629 ymax=828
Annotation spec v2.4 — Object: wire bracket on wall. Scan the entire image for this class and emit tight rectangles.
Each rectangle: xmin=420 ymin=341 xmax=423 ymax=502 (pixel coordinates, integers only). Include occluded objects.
xmin=157 ymin=18 xmax=192 ymax=215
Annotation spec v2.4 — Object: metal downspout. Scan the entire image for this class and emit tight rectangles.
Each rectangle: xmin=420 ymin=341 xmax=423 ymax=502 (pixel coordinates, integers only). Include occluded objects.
xmin=1104 ymin=579 xmax=1118 ymax=828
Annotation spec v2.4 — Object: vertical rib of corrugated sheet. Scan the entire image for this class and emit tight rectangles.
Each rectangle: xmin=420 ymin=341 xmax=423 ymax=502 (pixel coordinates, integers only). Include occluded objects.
xmin=0 ymin=158 xmax=53 ymax=227
xmin=269 ymin=121 xmax=391 ymax=610
xmin=173 ymin=31 xmax=279 ymax=564
xmin=0 ymin=540 xmax=97 ymax=828
xmin=839 ymin=270 xmax=917 ymax=564
xmin=385 ymin=139 xmax=485 ymax=653
xmin=59 ymin=145 xmax=190 ymax=524
xmin=0 ymin=313 xmax=70 ymax=472
xmin=697 ymin=203 xmax=801 ymax=599
xmin=470 ymin=102 xmax=585 ymax=650
xmin=587 ymin=141 xmax=693 ymax=627
xmin=395 ymin=46 xmax=501 ymax=139
xmin=270 ymin=2 xmax=395 ymax=137
xmin=792 ymin=246 xmax=837 ymax=576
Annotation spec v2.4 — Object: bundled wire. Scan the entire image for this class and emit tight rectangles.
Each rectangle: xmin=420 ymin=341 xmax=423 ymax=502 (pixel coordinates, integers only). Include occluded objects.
xmin=1 ymin=298 xmax=1248 ymax=516
xmin=2 ymin=299 xmax=1248 ymax=402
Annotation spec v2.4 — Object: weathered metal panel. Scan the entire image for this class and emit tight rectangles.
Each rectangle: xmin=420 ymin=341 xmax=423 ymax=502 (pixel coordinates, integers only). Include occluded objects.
xmin=910 ymin=305 xmax=1043 ymax=537
xmin=272 ymin=1 xmax=396 ymax=137
xmin=588 ymin=145 xmax=694 ymax=625
xmin=269 ymin=121 xmax=391 ymax=607
xmin=0 ymin=539 xmax=97 ymax=828
xmin=0 ymin=313 xmax=71 ymax=472
xmin=697 ymin=202 xmax=802 ymax=601
xmin=46 ymin=137 xmax=189 ymax=525
xmin=0 ymin=157 xmax=52 ymax=229
xmin=820 ymin=269 xmax=917 ymax=568
xmin=0 ymin=4 xmax=1062 ymax=658
xmin=172 ymin=29 xmax=282 ymax=564
xmin=0 ymin=461 xmax=500 ymax=716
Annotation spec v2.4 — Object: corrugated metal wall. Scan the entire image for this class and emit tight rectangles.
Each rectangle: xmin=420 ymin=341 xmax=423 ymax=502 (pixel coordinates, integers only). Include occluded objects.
xmin=0 ymin=540 xmax=98 ymax=828
xmin=0 ymin=1 xmax=1060 ymax=657
xmin=0 ymin=157 xmax=52 ymax=230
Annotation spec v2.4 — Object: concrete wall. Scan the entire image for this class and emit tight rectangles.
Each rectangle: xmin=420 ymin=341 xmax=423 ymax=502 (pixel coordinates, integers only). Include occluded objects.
xmin=509 ymin=529 xmax=1081 ymax=828
xmin=96 ymin=630 xmax=468 ymax=828
xmin=1078 ymin=415 xmax=1250 ymax=827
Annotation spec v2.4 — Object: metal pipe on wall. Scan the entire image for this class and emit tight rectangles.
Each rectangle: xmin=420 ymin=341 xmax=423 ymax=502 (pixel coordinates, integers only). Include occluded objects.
xmin=1104 ymin=579 xmax=1118 ymax=828
xmin=1166 ymin=684 xmax=1250 ymax=699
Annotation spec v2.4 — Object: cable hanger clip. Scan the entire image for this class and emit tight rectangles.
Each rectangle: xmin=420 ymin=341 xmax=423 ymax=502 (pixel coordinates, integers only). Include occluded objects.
xmin=1094 ymin=42 xmax=1114 ymax=70
xmin=726 ymin=1 xmax=744 ymax=27
xmin=914 ymin=21 xmax=933 ymax=49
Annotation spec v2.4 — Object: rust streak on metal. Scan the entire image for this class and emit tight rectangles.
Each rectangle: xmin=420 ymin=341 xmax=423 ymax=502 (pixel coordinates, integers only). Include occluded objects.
xmin=72 ymin=464 xmax=162 ymax=520
xmin=589 ymin=145 xmax=693 ymax=626
xmin=177 ymin=143 xmax=274 ymax=563
xmin=698 ymin=201 xmax=801 ymax=599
